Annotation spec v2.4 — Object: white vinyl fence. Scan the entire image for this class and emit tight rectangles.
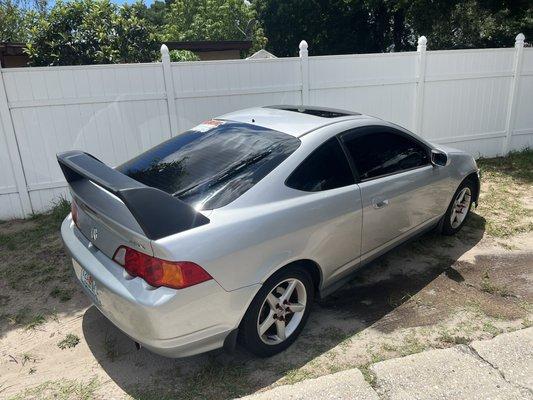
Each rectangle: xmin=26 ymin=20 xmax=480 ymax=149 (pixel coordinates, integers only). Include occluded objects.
xmin=0 ymin=34 xmax=531 ymax=219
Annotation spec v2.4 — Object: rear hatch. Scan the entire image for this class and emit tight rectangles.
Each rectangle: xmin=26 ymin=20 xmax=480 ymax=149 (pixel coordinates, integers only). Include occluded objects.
xmin=58 ymin=151 xmax=210 ymax=259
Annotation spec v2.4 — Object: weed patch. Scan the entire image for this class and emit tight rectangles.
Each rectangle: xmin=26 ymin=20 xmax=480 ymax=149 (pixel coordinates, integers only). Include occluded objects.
xmin=8 ymin=377 xmax=99 ymax=400
xmin=476 ymin=149 xmax=533 ymax=237
xmin=57 ymin=334 xmax=80 ymax=350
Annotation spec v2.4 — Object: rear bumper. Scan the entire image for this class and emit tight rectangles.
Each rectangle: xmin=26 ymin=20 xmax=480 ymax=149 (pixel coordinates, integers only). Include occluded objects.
xmin=61 ymin=216 xmax=259 ymax=357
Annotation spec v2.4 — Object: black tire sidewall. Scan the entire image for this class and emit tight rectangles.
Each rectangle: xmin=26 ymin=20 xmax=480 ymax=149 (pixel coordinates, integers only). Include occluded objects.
xmin=239 ymin=266 xmax=314 ymax=357
xmin=442 ymin=179 xmax=475 ymax=235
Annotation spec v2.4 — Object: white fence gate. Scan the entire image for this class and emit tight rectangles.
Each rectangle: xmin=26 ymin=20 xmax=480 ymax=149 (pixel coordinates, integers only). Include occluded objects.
xmin=0 ymin=34 xmax=531 ymax=219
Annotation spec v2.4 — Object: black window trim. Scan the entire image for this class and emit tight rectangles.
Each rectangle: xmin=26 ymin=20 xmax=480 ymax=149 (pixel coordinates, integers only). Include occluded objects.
xmin=338 ymin=125 xmax=432 ymax=183
xmin=284 ymin=137 xmax=357 ymax=192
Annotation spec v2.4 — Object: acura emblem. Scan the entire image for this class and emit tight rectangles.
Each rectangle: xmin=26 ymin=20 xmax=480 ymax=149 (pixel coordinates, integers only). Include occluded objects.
xmin=90 ymin=227 xmax=98 ymax=241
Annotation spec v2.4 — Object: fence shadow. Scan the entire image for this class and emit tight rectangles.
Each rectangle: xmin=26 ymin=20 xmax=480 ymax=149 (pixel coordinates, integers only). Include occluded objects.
xmin=83 ymin=213 xmax=486 ymax=399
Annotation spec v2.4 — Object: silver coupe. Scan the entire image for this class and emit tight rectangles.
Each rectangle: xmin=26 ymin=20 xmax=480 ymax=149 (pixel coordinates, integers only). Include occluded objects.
xmin=59 ymin=105 xmax=479 ymax=357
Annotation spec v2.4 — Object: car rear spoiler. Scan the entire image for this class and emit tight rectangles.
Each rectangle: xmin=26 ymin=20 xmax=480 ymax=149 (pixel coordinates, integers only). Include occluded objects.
xmin=57 ymin=150 xmax=209 ymax=240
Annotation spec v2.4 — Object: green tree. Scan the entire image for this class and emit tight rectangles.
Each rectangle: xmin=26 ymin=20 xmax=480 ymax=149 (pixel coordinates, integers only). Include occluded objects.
xmin=406 ymin=0 xmax=533 ymax=50
xmin=143 ymin=0 xmax=167 ymax=27
xmin=254 ymin=0 xmax=403 ymax=56
xmin=25 ymin=0 xmax=159 ymax=66
xmin=169 ymin=49 xmax=200 ymax=61
xmin=254 ymin=0 xmax=532 ymax=56
xmin=0 ymin=0 xmax=30 ymax=42
xmin=164 ymin=0 xmax=267 ymax=53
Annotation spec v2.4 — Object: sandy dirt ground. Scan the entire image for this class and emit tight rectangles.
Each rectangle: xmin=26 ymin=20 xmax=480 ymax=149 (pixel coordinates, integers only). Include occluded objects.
xmin=1 ymin=154 xmax=532 ymax=400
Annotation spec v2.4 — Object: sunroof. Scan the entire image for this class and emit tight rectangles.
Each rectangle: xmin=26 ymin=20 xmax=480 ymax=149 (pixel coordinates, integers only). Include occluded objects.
xmin=265 ymin=105 xmax=360 ymax=118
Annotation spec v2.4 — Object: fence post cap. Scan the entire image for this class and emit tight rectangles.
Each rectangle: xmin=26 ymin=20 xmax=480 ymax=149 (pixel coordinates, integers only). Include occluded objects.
xmin=515 ymin=33 xmax=525 ymax=44
xmin=299 ymin=40 xmax=308 ymax=51
xmin=161 ymin=44 xmax=170 ymax=56
xmin=418 ymin=36 xmax=427 ymax=46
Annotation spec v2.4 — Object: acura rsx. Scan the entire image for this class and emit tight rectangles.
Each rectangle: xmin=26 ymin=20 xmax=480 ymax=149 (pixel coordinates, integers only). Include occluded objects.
xmin=59 ymin=105 xmax=479 ymax=357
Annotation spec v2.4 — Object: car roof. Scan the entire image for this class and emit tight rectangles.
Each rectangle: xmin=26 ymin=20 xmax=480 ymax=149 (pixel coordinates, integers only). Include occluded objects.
xmin=218 ymin=105 xmax=376 ymax=137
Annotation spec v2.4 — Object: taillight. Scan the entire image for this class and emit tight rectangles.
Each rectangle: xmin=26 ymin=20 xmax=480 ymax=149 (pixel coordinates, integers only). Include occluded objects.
xmin=71 ymin=200 xmax=79 ymax=227
xmin=112 ymin=246 xmax=212 ymax=290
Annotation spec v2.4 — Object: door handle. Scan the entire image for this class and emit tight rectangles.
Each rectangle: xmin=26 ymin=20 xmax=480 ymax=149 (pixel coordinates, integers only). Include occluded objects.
xmin=372 ymin=199 xmax=389 ymax=209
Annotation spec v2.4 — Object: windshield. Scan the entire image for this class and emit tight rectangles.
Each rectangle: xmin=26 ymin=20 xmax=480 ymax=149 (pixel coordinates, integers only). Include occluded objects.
xmin=117 ymin=120 xmax=300 ymax=210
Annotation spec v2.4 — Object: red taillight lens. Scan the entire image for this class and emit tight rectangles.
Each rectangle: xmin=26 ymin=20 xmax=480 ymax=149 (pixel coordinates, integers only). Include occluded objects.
xmin=71 ymin=200 xmax=79 ymax=227
xmin=112 ymin=246 xmax=212 ymax=290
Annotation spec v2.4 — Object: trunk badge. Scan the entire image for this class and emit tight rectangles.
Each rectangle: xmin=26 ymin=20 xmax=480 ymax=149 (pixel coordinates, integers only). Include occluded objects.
xmin=90 ymin=227 xmax=98 ymax=241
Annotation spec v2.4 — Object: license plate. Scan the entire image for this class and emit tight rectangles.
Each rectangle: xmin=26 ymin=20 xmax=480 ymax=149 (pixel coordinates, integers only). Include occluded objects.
xmin=80 ymin=268 xmax=99 ymax=303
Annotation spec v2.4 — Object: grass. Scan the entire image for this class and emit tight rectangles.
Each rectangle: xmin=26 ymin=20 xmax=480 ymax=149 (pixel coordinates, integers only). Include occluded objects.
xmin=21 ymin=353 xmax=37 ymax=366
xmin=0 ymin=198 xmax=73 ymax=336
xmin=0 ymin=198 xmax=72 ymax=293
xmin=50 ymin=287 xmax=73 ymax=302
xmin=57 ymin=334 xmax=80 ymax=350
xmin=25 ymin=314 xmax=47 ymax=330
xmin=482 ymin=321 xmax=503 ymax=337
xmin=437 ymin=330 xmax=470 ymax=345
xmin=2 ymin=308 xmax=47 ymax=330
xmin=8 ymin=378 xmax=99 ymax=400
xmin=397 ymin=333 xmax=427 ymax=357
xmin=359 ymin=351 xmax=382 ymax=388
xmin=136 ymin=360 xmax=253 ymax=400
xmin=480 ymin=271 xmax=511 ymax=297
xmin=475 ymin=148 xmax=533 ymax=237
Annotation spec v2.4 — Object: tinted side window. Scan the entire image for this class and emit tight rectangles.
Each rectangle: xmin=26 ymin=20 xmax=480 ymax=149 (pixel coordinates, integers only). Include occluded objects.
xmin=286 ymin=138 xmax=354 ymax=192
xmin=342 ymin=130 xmax=429 ymax=180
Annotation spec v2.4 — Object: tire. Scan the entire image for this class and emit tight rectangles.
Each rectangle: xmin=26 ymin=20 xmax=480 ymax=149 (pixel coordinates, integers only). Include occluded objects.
xmin=441 ymin=178 xmax=475 ymax=235
xmin=239 ymin=266 xmax=314 ymax=357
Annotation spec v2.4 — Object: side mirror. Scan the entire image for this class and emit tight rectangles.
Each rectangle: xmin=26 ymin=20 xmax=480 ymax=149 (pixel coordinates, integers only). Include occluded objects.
xmin=431 ymin=149 xmax=448 ymax=167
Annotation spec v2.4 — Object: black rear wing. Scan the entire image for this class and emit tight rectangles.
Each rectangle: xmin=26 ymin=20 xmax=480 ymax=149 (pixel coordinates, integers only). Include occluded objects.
xmin=57 ymin=150 xmax=209 ymax=240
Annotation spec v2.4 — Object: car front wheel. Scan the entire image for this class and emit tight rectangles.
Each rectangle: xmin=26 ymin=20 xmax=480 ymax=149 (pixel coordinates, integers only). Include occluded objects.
xmin=239 ymin=266 xmax=314 ymax=357
xmin=441 ymin=179 xmax=475 ymax=235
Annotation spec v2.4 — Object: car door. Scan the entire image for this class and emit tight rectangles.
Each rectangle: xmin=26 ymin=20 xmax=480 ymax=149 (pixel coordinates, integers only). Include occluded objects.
xmin=340 ymin=125 xmax=448 ymax=258
xmin=285 ymin=137 xmax=363 ymax=286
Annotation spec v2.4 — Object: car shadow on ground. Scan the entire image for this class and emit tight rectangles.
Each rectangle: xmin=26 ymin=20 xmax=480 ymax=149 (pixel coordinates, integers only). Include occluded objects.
xmin=83 ymin=213 xmax=487 ymax=399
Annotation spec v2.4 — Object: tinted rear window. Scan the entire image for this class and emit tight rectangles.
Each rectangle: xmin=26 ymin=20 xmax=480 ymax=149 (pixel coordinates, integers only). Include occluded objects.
xmin=118 ymin=120 xmax=300 ymax=210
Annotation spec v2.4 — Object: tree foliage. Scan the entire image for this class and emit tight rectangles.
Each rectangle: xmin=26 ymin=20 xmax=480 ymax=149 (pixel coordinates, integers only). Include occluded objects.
xmin=24 ymin=0 xmax=158 ymax=66
xmin=164 ymin=0 xmax=267 ymax=52
xmin=168 ymin=50 xmax=201 ymax=62
xmin=2 ymin=0 xmax=531 ymax=66
xmin=255 ymin=0 xmax=532 ymax=56
xmin=406 ymin=0 xmax=532 ymax=50
xmin=0 ymin=0 xmax=37 ymax=42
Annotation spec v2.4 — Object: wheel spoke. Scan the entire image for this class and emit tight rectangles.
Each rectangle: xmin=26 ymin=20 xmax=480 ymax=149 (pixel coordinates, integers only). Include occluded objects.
xmin=275 ymin=319 xmax=286 ymax=340
xmin=458 ymin=189 xmax=467 ymax=203
xmin=259 ymin=311 xmax=275 ymax=336
xmin=287 ymin=302 xmax=305 ymax=313
xmin=451 ymin=209 xmax=457 ymax=221
xmin=266 ymin=293 xmax=278 ymax=310
xmin=281 ymin=279 xmax=297 ymax=302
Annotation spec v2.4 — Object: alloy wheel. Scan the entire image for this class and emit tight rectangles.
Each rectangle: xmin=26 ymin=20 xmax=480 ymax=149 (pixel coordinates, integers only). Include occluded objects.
xmin=256 ymin=278 xmax=307 ymax=345
xmin=450 ymin=187 xmax=472 ymax=229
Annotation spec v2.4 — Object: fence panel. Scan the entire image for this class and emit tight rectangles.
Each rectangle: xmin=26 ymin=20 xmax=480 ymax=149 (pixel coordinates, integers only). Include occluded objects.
xmin=308 ymin=52 xmax=418 ymax=131
xmin=0 ymin=122 xmax=24 ymax=219
xmin=170 ymin=57 xmax=302 ymax=133
xmin=2 ymin=63 xmax=171 ymax=212
xmin=422 ymin=48 xmax=515 ymax=157
xmin=511 ymin=48 xmax=533 ymax=151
